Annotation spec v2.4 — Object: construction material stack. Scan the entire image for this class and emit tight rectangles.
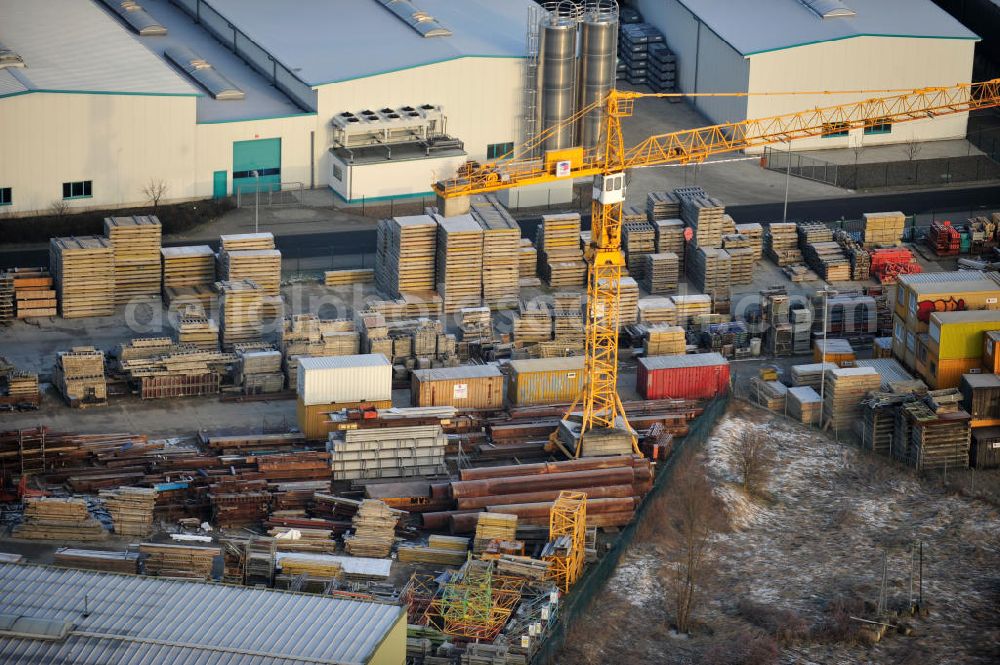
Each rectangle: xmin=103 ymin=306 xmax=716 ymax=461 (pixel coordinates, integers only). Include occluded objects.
xmin=536 ymin=213 xmax=586 ymax=288
xmin=862 ymin=211 xmax=906 ymax=247
xmin=324 ymin=268 xmax=373 ymax=287
xmin=344 ymin=499 xmax=400 ymax=557
xmin=238 ymin=348 xmax=284 ymax=394
xmin=160 ymin=246 xmax=216 ymax=308
xmin=679 ymin=191 xmax=725 ymax=248
xmin=104 ymin=216 xmax=162 ymax=305
xmin=643 ymin=324 xmax=686 ymax=355
xmin=765 ymin=223 xmax=803 ymax=266
xmin=99 ymin=486 xmax=157 ymax=536
xmin=0 ymin=360 xmax=40 ymax=404
xmin=13 ymin=497 xmax=107 ymax=540
xmin=804 ymin=242 xmax=851 ymax=282
xmin=671 ymin=294 xmax=712 ymax=328
xmin=622 ymin=221 xmax=656 ymax=280
xmin=618 ymin=277 xmax=640 ymax=326
xmin=0 ymin=272 xmax=11 ymax=321
xmin=53 ymin=347 xmax=107 ymax=407
xmin=140 ymin=543 xmax=219 ymax=579
xmin=834 ymin=230 xmax=872 ymax=281
xmin=640 ymin=252 xmax=679 ymax=294
xmin=787 ymin=386 xmax=822 ymax=424
xmin=928 ymin=220 xmax=961 ymax=256
xmin=436 ymin=215 xmax=483 ymax=314
xmin=473 ymin=512 xmax=518 ymax=554
xmin=647 ymin=191 xmax=681 ymax=221
xmin=797 ymin=221 xmax=832 ymax=249
xmin=50 ymin=236 xmax=115 ymax=318
xmin=376 ymin=215 xmax=437 ymax=298
xmin=470 ymin=195 xmax=520 ymax=308
xmin=687 ymin=246 xmax=731 ymax=299
xmin=4 ymin=268 xmax=57 ymax=318
xmin=735 ymin=223 xmax=764 ymax=259
xmin=646 ymin=42 xmax=677 ymax=93
xmin=618 ymin=23 xmax=664 ymax=86
xmin=217 ymin=279 xmax=263 ymax=350
xmin=220 ymin=248 xmax=281 ymax=296
xmin=514 ymin=301 xmax=553 ymax=346
xmin=823 ymin=367 xmax=881 ymax=431
xmin=637 ymin=297 xmax=677 ymax=325
xmin=328 ymin=423 xmax=447 ymax=480
xmin=280 ymin=315 xmax=360 ymax=386
xmin=176 ymin=310 xmax=220 ymax=349
xmin=895 ymin=392 xmax=971 ymax=470
xmin=118 ymin=342 xmax=234 ymax=399
xmin=518 ymin=239 xmax=538 ymax=282
xmin=870 ymin=248 xmax=920 ymax=284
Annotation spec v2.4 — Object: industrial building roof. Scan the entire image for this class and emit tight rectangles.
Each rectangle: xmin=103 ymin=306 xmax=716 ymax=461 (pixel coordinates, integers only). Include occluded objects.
xmin=201 ymin=0 xmax=533 ymax=86
xmin=0 ymin=562 xmax=402 ymax=665
xmin=674 ymin=0 xmax=978 ymax=56
xmin=0 ymin=0 xmax=196 ymax=99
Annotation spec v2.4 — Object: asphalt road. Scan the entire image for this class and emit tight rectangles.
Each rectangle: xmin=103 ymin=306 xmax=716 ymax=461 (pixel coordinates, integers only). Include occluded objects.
xmin=2 ymin=185 xmax=1000 ymax=269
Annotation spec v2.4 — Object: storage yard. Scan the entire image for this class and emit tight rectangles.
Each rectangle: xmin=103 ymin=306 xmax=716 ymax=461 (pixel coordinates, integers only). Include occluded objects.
xmin=2 ymin=1 xmax=1000 ymax=665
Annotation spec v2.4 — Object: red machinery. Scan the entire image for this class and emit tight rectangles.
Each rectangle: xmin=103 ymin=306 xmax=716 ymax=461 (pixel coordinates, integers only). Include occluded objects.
xmin=928 ymin=220 xmax=960 ymax=256
xmin=870 ymin=248 xmax=922 ymax=284
xmin=0 ymin=475 xmax=48 ymax=502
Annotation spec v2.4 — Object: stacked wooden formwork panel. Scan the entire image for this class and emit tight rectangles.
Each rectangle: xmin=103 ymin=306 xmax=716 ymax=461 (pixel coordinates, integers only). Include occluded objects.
xmin=687 ymin=246 xmax=731 ymax=296
xmin=470 ymin=195 xmax=520 ymax=308
xmin=50 ymin=236 xmax=115 ymax=318
xmin=618 ymin=277 xmax=640 ymax=326
xmin=376 ymin=215 xmax=437 ymax=298
xmin=671 ymin=295 xmax=711 ymax=328
xmin=765 ymin=223 xmax=803 ymax=266
xmin=217 ymin=279 xmax=263 ymax=350
xmin=324 ymin=268 xmax=374 ymax=286
xmin=537 ymin=213 xmax=586 ymax=288
xmin=220 ymin=249 xmax=282 ymax=296
xmin=643 ymin=324 xmax=685 ymax=355
xmin=680 ymin=194 xmax=725 ymax=248
xmin=622 ymin=221 xmax=656 ymax=281
xmin=646 ymin=191 xmax=680 ymax=221
xmin=637 ymin=296 xmax=677 ymax=325
xmin=53 ymin=347 xmax=107 ymax=407
xmin=863 ymin=211 xmax=905 ymax=248
xmin=518 ymin=239 xmax=538 ymax=280
xmin=436 ymin=216 xmax=484 ymax=314
xmin=734 ymin=223 xmax=763 ymax=259
xmin=8 ymin=268 xmax=57 ymax=318
xmin=220 ymin=233 xmax=275 ymax=251
xmin=105 ymin=216 xmax=162 ymax=305
xmin=176 ymin=311 xmax=220 ymax=350
xmin=514 ymin=301 xmax=552 ymax=345
xmin=822 ymin=367 xmax=881 ymax=431
xmin=787 ymin=386 xmax=822 ymax=424
xmin=653 ymin=219 xmax=685 ymax=276
xmin=280 ymin=315 xmax=359 ymax=386
xmin=161 ymin=245 xmax=216 ymax=310
xmin=641 ymin=252 xmax=679 ymax=294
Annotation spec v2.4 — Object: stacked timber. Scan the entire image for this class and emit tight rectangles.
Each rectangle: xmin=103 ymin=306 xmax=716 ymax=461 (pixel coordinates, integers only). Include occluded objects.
xmin=646 ymin=191 xmax=681 ymax=221
xmin=618 ymin=277 xmax=640 ymax=326
xmin=324 ymin=268 xmax=374 ymax=287
xmin=496 ymin=555 xmax=551 ymax=580
xmin=797 ymin=222 xmax=833 ymax=248
xmin=160 ymin=246 xmax=215 ymax=292
xmin=680 ymin=194 xmax=725 ymax=248
xmin=636 ymin=297 xmax=678 ymax=325
xmin=834 ymin=230 xmax=871 ymax=281
xmin=641 ymin=252 xmax=679 ymax=294
xmin=217 ymin=279 xmax=263 ymax=349
xmin=278 ymin=555 xmax=343 ymax=580
xmin=750 ymin=378 xmax=788 ymax=411
xmin=671 ymin=294 xmax=712 ymax=328
xmin=686 ymin=246 xmax=731 ymax=295
xmin=513 ymin=301 xmax=552 ymax=344
xmin=375 ymin=215 xmax=437 ymax=298
xmin=343 ymin=499 xmax=401 ymax=557
xmin=53 ymin=347 xmax=107 ymax=408
xmin=764 ymin=223 xmax=803 ymax=266
xmin=140 ymin=542 xmax=220 ymax=578
xmin=861 ymin=392 xmax=913 ymax=455
xmin=327 ymin=424 xmax=447 ymax=480
xmin=0 ymin=360 xmax=40 ymax=403
xmin=823 ymin=367 xmax=881 ymax=430
xmin=895 ymin=398 xmax=971 ymax=470
xmin=787 ymin=386 xmax=822 ymax=424
xmin=220 ymin=233 xmax=274 ymax=251
xmin=862 ymin=211 xmax=905 ymax=247
xmin=727 ymin=247 xmax=755 ymax=286
xmin=13 ymin=497 xmax=107 ymax=540
xmin=9 ymin=268 xmax=57 ymax=318
xmin=518 ymin=239 xmax=538 ymax=280
xmin=99 ymin=486 xmax=157 ymax=536
xmin=643 ymin=324 xmax=686 ymax=355
xmin=471 ymin=195 xmax=521 ymax=307
xmin=50 ymin=236 xmax=115 ymax=318
xmin=104 ymin=216 xmax=162 ymax=304
xmin=220 ymin=249 xmax=281 ymax=296
xmin=790 ymin=363 xmax=838 ymax=390
xmin=734 ymin=223 xmax=764 ymax=259
xmin=176 ymin=312 xmax=219 ymax=350
xmin=537 ymin=213 xmax=586 ymax=287
xmin=436 ymin=215 xmax=484 ymax=313
xmin=473 ymin=513 xmax=518 ymax=553
xmin=54 ymin=548 xmax=139 ymax=573
xmin=804 ymin=242 xmax=851 ymax=281
xmin=623 ymin=222 xmax=656 ymax=280
xmin=397 ymin=535 xmax=469 ymax=566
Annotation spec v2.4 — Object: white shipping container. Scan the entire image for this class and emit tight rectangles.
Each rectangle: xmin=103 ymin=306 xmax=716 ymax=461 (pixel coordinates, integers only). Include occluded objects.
xmin=297 ymin=354 xmax=391 ymax=406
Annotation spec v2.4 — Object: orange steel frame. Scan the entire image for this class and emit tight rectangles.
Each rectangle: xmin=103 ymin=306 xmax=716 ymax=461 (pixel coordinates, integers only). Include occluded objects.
xmin=434 ymin=79 xmax=1000 ymax=456
xmin=545 ymin=490 xmax=587 ymax=593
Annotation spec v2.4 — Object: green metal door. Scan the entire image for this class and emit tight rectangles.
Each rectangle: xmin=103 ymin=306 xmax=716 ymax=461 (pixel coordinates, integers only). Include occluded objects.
xmin=212 ymin=170 xmax=227 ymax=199
xmin=232 ymin=138 xmax=281 ymax=195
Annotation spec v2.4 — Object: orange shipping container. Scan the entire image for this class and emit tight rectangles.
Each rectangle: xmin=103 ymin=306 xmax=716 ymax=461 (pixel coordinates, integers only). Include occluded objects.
xmin=411 ymin=365 xmax=504 ymax=409
xmin=296 ymin=398 xmax=392 ymax=441
xmin=927 ymin=357 xmax=983 ymax=390
xmin=983 ymin=330 xmax=1000 ymax=373
xmin=813 ymin=339 xmax=855 ymax=367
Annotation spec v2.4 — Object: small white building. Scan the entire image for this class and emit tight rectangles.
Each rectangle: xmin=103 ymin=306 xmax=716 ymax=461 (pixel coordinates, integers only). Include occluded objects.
xmin=635 ymin=0 xmax=979 ymax=152
xmin=0 ymin=0 xmax=533 ymax=216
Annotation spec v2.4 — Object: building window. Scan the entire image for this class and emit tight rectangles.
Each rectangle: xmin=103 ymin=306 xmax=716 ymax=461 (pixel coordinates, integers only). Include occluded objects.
xmin=821 ymin=122 xmax=849 ymax=138
xmin=0 ymin=187 xmax=10 ymax=206
xmin=865 ymin=119 xmax=892 ymax=135
xmin=62 ymin=180 xmax=92 ymax=199
xmin=232 ymin=168 xmax=280 ymax=179
xmin=332 ymin=164 xmax=343 ymax=182
xmin=487 ymin=142 xmax=514 ymax=160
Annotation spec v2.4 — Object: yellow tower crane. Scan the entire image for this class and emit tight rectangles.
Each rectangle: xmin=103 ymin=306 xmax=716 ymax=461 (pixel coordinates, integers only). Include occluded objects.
xmin=433 ymin=79 xmax=1000 ymax=458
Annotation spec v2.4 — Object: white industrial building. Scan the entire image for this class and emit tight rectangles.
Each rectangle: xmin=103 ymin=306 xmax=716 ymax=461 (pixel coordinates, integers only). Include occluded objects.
xmin=0 ymin=0 xmax=533 ymax=216
xmin=635 ymin=0 xmax=979 ymax=152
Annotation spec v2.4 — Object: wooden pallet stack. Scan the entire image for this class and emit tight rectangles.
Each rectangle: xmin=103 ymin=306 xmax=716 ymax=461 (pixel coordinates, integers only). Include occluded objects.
xmin=643 ymin=324 xmax=686 ymax=355
xmin=646 ymin=191 xmax=681 ymax=221
xmin=671 ymin=294 xmax=712 ymax=328
xmin=727 ymin=247 xmax=755 ymax=285
xmin=54 ymin=548 xmax=139 ymax=574
xmin=862 ymin=211 xmax=906 ymax=248
xmin=618 ymin=276 xmax=640 ymax=326
xmin=176 ymin=311 xmax=220 ymax=350
xmin=895 ymin=398 xmax=971 ymax=470
xmin=376 ymin=215 xmax=437 ymax=297
xmin=104 ymin=216 xmax=162 ymax=304
xmin=161 ymin=245 xmax=216 ymax=295
xmin=435 ymin=216 xmax=484 ymax=313
xmin=514 ymin=301 xmax=553 ymax=344
xmin=750 ymin=378 xmax=788 ymax=410
xmin=680 ymin=194 xmax=725 ymax=248
xmin=13 ymin=497 xmax=107 ymax=540
xmin=640 ymin=252 xmax=679 ymax=294
xmin=99 ymin=486 xmax=157 ymax=536
xmin=552 ymin=293 xmax=584 ymax=345
xmin=220 ymin=249 xmax=282 ymax=296
xmin=217 ymin=279 xmax=263 ymax=349
xmin=537 ymin=213 xmax=586 ymax=288
xmin=343 ymin=499 xmax=401 ymax=558
xmin=9 ymin=268 xmax=57 ymax=318
xmin=787 ymin=386 xmax=822 ymax=424
xmin=623 ymin=222 xmax=656 ymax=281
xmin=823 ymin=367 xmax=881 ymax=430
xmin=803 ymin=242 xmax=851 ymax=281
xmin=735 ymin=223 xmax=764 ymax=259
xmin=473 ymin=512 xmax=518 ymax=553
xmin=324 ymin=268 xmax=374 ymax=287
xmin=140 ymin=542 xmax=220 ymax=578
xmin=50 ymin=236 xmax=115 ymax=318
xmin=518 ymin=239 xmax=538 ymax=280
xmin=797 ymin=222 xmax=833 ymax=249
xmin=687 ymin=246 xmax=731 ymax=295
xmin=471 ymin=195 xmax=521 ymax=307
xmin=637 ymin=296 xmax=678 ymax=325
xmin=764 ymin=223 xmax=803 ymax=266
xmin=833 ymin=230 xmax=871 ymax=281
xmin=54 ymin=347 xmax=107 ymax=407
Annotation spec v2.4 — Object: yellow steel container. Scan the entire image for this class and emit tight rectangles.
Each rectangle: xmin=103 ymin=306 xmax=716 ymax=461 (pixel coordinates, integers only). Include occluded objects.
xmin=813 ymin=339 xmax=855 ymax=366
xmin=928 ymin=357 xmax=984 ymax=389
xmin=507 ymin=356 xmax=585 ymax=406
xmin=411 ymin=365 xmax=505 ymax=409
xmin=296 ymin=398 xmax=392 ymax=441
xmin=901 ymin=278 xmax=1000 ymax=334
xmin=927 ymin=311 xmax=1000 ymax=360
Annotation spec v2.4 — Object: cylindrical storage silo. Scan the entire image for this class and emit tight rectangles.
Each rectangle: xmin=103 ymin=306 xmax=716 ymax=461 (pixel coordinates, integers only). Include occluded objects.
xmin=577 ymin=1 xmax=618 ymax=154
xmin=539 ymin=6 xmax=579 ymax=152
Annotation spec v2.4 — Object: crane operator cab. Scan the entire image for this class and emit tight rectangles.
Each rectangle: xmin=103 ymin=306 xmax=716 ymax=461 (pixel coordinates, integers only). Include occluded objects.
xmin=593 ymin=173 xmax=626 ymax=205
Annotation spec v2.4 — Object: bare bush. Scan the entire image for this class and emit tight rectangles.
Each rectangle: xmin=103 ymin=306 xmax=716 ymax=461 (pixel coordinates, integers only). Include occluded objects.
xmin=736 ymin=599 xmax=810 ymax=645
xmin=49 ymin=200 xmax=69 ymax=218
xmin=142 ymin=178 xmax=169 ymax=214
xmin=811 ymin=594 xmax=868 ymax=645
xmin=734 ymin=427 xmax=773 ymax=496
xmin=902 ymin=138 xmax=922 ymax=161
xmin=701 ymin=627 xmax=780 ymax=665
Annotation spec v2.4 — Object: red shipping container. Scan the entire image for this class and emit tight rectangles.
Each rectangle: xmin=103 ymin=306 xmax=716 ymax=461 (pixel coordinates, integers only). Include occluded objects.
xmin=636 ymin=353 xmax=730 ymax=400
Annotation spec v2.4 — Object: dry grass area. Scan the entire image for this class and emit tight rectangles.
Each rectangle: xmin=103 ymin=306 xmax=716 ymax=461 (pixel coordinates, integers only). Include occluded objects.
xmin=557 ymin=402 xmax=1000 ymax=665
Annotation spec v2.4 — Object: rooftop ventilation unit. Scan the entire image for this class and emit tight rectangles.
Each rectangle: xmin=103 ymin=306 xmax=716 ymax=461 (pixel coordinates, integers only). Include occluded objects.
xmin=331 ymin=103 xmax=445 ymax=149
xmin=164 ymin=46 xmax=245 ymax=100
xmin=798 ymin=0 xmax=856 ymax=18
xmin=0 ymin=40 xmax=25 ymax=69
xmin=375 ymin=0 xmax=452 ymax=38
xmin=100 ymin=0 xmax=168 ymax=36
xmin=0 ymin=614 xmax=75 ymax=641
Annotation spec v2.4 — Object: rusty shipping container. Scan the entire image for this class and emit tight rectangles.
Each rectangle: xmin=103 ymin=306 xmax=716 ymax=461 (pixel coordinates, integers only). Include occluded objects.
xmin=411 ymin=365 xmax=504 ymax=409
xmin=636 ymin=353 xmax=730 ymax=400
xmin=507 ymin=356 xmax=585 ymax=406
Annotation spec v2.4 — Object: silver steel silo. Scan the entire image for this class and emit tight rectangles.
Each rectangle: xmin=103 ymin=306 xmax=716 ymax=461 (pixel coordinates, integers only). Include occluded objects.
xmin=538 ymin=2 xmax=581 ymax=152
xmin=577 ymin=1 xmax=618 ymax=154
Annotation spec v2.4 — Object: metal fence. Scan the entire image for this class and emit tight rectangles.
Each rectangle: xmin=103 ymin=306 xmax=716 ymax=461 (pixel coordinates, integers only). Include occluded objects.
xmin=530 ymin=394 xmax=730 ymax=665
xmin=762 ymin=147 xmax=839 ymax=186
xmin=235 ymin=181 xmax=304 ymax=208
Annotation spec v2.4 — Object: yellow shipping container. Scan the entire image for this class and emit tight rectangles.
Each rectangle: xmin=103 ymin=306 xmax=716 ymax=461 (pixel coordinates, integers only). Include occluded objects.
xmin=900 ymin=276 xmax=1000 ymax=334
xmin=927 ymin=357 xmax=983 ymax=390
xmin=507 ymin=356 xmax=585 ymax=406
xmin=927 ymin=311 xmax=1000 ymax=360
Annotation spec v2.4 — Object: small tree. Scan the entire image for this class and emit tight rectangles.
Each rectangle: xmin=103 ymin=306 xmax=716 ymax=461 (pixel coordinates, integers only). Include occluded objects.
xmin=49 ymin=200 xmax=69 ymax=219
xmin=734 ymin=427 xmax=773 ymax=496
xmin=142 ymin=178 xmax=168 ymax=214
xmin=902 ymin=138 xmax=922 ymax=161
